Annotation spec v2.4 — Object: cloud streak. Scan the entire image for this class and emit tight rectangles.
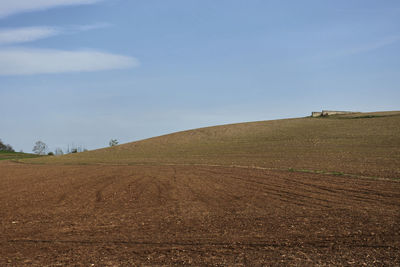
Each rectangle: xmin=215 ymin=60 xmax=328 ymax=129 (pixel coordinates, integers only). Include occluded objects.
xmin=74 ymin=22 xmax=111 ymax=32
xmin=0 ymin=0 xmax=101 ymax=18
xmin=0 ymin=23 xmax=111 ymax=45
xmin=0 ymin=27 xmax=59 ymax=45
xmin=0 ymin=48 xmax=139 ymax=75
xmin=341 ymin=35 xmax=400 ymax=56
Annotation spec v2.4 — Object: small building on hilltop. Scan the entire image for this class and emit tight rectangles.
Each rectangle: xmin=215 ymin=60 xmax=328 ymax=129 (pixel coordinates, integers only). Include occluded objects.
xmin=311 ymin=110 xmax=354 ymax=117
xmin=312 ymin=112 xmax=323 ymax=117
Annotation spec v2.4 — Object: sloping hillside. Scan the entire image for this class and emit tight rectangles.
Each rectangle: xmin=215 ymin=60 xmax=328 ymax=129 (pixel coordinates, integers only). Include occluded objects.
xmin=24 ymin=111 xmax=400 ymax=178
xmin=3 ymin=111 xmax=400 ymax=265
xmin=0 ymin=151 xmax=41 ymax=161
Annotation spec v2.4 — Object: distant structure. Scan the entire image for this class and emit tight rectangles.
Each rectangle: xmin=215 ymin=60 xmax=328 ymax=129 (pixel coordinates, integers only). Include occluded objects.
xmin=311 ymin=110 xmax=354 ymax=117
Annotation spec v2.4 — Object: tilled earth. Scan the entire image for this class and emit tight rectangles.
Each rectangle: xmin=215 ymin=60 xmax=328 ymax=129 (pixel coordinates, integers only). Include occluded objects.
xmin=0 ymin=162 xmax=399 ymax=266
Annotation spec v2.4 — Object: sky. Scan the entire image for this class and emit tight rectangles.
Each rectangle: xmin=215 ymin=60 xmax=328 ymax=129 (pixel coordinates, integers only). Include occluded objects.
xmin=0 ymin=0 xmax=399 ymax=153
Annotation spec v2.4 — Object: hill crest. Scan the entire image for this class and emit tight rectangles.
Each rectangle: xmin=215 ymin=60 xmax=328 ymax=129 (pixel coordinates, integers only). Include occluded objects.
xmin=23 ymin=111 xmax=400 ymax=179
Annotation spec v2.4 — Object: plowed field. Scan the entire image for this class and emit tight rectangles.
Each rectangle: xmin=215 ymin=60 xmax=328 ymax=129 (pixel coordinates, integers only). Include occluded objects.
xmin=1 ymin=162 xmax=399 ymax=265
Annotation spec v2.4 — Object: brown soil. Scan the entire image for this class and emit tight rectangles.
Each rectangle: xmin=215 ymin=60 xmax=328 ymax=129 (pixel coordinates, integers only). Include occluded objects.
xmin=1 ymin=162 xmax=399 ymax=266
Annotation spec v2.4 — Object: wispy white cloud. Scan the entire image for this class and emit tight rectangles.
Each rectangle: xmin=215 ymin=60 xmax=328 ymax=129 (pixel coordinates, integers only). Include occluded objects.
xmin=340 ymin=35 xmax=400 ymax=56
xmin=74 ymin=22 xmax=111 ymax=32
xmin=0 ymin=48 xmax=139 ymax=75
xmin=0 ymin=23 xmax=111 ymax=45
xmin=303 ymin=35 xmax=400 ymax=65
xmin=0 ymin=0 xmax=101 ymax=18
xmin=325 ymin=35 xmax=400 ymax=60
xmin=0 ymin=27 xmax=59 ymax=45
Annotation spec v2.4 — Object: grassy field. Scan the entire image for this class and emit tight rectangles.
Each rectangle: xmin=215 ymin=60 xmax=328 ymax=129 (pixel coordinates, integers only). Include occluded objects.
xmin=24 ymin=111 xmax=400 ymax=179
xmin=0 ymin=151 xmax=41 ymax=161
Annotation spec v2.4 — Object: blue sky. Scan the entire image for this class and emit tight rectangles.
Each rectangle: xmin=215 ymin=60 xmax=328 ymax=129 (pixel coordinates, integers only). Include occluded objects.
xmin=1 ymin=0 xmax=399 ymax=153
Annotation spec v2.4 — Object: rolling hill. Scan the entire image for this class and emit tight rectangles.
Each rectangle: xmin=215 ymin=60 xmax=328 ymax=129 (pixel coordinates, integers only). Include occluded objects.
xmin=25 ymin=111 xmax=400 ymax=179
xmin=2 ymin=111 xmax=400 ymax=265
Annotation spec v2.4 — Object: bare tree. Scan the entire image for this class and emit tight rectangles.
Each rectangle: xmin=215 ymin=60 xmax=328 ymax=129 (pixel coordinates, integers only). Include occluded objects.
xmin=109 ymin=139 xmax=118 ymax=147
xmin=54 ymin=148 xmax=64 ymax=156
xmin=32 ymin=141 xmax=48 ymax=155
xmin=65 ymin=144 xmax=87 ymax=154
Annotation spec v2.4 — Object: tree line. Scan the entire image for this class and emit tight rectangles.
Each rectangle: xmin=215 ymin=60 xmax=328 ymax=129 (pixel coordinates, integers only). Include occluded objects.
xmin=32 ymin=141 xmax=89 ymax=156
xmin=0 ymin=139 xmax=14 ymax=152
xmin=0 ymin=138 xmax=119 ymax=155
